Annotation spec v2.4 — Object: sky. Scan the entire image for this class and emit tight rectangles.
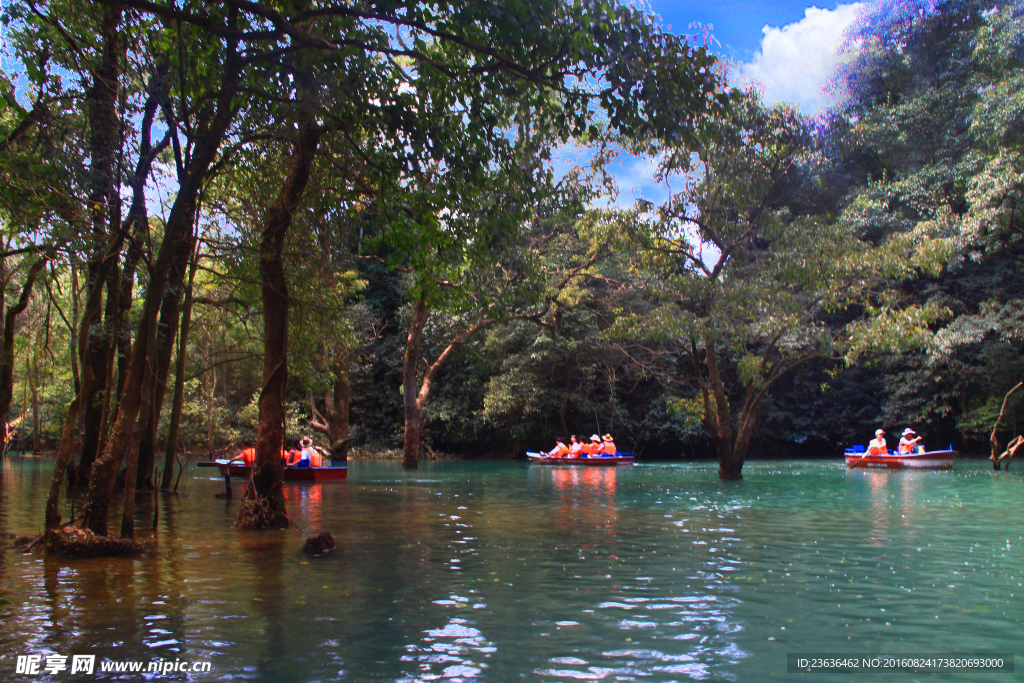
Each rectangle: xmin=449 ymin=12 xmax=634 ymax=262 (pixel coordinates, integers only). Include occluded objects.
xmin=603 ymin=0 xmax=865 ymax=205
xmin=649 ymin=0 xmax=864 ymax=113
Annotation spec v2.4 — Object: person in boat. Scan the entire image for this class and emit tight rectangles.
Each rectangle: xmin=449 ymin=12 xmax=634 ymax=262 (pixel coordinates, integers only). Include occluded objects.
xmin=899 ymin=428 xmax=924 ymax=454
xmin=547 ymin=437 xmax=570 ymax=458
xmin=570 ymin=435 xmax=585 ymax=458
xmin=586 ymin=434 xmax=602 ymax=457
xmin=600 ymin=434 xmax=617 ymax=457
xmin=867 ymin=429 xmax=887 ymax=455
xmin=297 ymin=437 xmax=323 ymax=467
xmin=230 ymin=440 xmax=257 ymax=466
xmin=283 ymin=438 xmax=303 ymax=466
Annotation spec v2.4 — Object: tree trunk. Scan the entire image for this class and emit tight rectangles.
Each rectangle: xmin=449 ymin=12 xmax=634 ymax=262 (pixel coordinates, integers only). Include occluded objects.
xmin=45 ymin=245 xmax=115 ymax=532
xmin=78 ymin=17 xmax=242 ymax=537
xmin=0 ymin=258 xmax=47 ymax=440
xmin=311 ymin=359 xmax=351 ymax=463
xmin=75 ymin=268 xmax=116 ymax=488
xmin=329 ymin=370 xmax=351 ymax=463
xmin=162 ymin=250 xmax=198 ymax=489
xmin=120 ymin=316 xmax=159 ymax=540
xmin=30 ymin=347 xmax=40 ymax=452
xmin=402 ymin=296 xmax=429 ymax=470
xmin=696 ymin=339 xmax=743 ymax=481
xmin=990 ymin=381 xmax=1024 ymax=470
xmin=75 ymin=4 xmax=125 ymax=488
xmin=123 ymin=71 xmax=174 ymax=491
xmin=238 ymin=96 xmax=321 ymax=529
xmin=401 ymin=300 xmax=497 ymax=469
xmin=82 ymin=257 xmax=169 ymax=535
xmin=136 ymin=232 xmax=197 ymax=490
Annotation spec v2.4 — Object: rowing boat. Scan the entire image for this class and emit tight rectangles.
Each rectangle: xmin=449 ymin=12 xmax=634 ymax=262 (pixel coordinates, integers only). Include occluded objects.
xmin=198 ymin=459 xmax=348 ymax=481
xmin=526 ymin=451 xmax=634 ymax=466
xmin=844 ymin=447 xmax=957 ymax=470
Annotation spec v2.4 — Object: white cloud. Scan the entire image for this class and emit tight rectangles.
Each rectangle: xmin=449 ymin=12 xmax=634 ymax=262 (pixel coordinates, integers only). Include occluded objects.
xmin=740 ymin=3 xmax=862 ymax=114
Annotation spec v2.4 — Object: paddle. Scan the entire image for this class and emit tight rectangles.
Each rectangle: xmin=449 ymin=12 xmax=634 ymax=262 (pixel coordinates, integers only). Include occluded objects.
xmin=848 ymin=450 xmax=871 ymax=469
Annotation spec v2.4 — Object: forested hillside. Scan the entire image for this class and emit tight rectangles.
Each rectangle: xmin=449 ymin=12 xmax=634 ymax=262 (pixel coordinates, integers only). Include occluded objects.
xmin=0 ymin=0 xmax=1021 ymax=510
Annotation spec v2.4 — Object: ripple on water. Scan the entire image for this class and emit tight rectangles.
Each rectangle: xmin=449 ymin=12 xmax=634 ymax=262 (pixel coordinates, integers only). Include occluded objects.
xmin=0 ymin=457 xmax=1020 ymax=682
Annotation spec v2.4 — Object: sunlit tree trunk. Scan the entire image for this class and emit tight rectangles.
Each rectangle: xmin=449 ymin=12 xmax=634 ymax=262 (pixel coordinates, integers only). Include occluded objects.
xmin=238 ymin=97 xmax=321 ymax=529
xmin=402 ymin=299 xmax=499 ymax=469
xmin=0 ymin=258 xmax=47 ymax=442
xmin=401 ymin=296 xmax=429 ymax=470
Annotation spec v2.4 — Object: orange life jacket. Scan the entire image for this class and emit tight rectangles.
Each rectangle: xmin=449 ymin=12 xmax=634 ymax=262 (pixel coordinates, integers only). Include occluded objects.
xmin=898 ymin=437 xmax=919 ymax=454
xmin=299 ymin=447 xmax=321 ymax=466
xmin=551 ymin=443 xmax=570 ymax=457
xmin=586 ymin=441 xmax=600 ymax=456
xmin=239 ymin=447 xmax=256 ymax=466
xmin=602 ymin=441 xmax=617 ymax=456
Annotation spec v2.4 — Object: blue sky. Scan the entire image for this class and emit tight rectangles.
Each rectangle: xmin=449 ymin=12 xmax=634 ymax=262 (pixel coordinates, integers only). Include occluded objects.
xmin=650 ymin=1 xmax=863 ymax=112
xmin=598 ymin=1 xmax=865 ymax=205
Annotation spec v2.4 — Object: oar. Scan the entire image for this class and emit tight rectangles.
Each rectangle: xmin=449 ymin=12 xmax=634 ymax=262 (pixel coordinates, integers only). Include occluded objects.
xmin=848 ymin=449 xmax=871 ymax=469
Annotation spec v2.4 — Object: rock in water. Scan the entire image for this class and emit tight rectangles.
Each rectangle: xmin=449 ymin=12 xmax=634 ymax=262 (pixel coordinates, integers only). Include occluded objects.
xmin=301 ymin=532 xmax=335 ymax=555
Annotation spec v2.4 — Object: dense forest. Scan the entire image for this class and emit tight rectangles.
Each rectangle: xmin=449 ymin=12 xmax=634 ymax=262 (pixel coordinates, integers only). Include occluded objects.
xmin=0 ymin=1 xmax=1021 ymax=543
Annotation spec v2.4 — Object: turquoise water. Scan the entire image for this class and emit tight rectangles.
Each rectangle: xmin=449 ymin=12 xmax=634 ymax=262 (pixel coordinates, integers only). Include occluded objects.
xmin=0 ymin=457 xmax=1020 ymax=681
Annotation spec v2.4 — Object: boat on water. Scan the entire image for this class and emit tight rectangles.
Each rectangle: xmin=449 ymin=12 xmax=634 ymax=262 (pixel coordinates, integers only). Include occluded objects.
xmin=198 ymin=459 xmax=348 ymax=482
xmin=844 ymin=446 xmax=957 ymax=470
xmin=526 ymin=451 xmax=634 ymax=466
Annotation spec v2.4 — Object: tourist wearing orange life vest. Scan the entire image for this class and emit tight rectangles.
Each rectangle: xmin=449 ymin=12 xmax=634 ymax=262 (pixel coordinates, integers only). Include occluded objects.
xmin=600 ymin=434 xmax=617 ymax=457
xmin=569 ymin=435 xmax=585 ymax=458
xmin=898 ymin=428 xmax=923 ymax=454
xmin=547 ymin=437 xmax=570 ymax=458
xmin=283 ymin=438 xmax=303 ymax=466
xmin=867 ymin=429 xmax=887 ymax=455
xmin=297 ymin=437 xmax=323 ymax=467
xmin=585 ymin=434 xmax=602 ymax=457
xmin=231 ymin=440 xmax=257 ymax=466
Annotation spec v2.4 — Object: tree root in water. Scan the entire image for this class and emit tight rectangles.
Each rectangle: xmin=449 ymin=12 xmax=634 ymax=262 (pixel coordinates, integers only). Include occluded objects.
xmin=44 ymin=526 xmax=147 ymax=558
xmin=236 ymin=494 xmax=289 ymax=530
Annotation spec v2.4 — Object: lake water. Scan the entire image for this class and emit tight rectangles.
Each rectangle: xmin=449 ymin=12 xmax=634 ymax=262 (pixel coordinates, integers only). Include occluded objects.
xmin=0 ymin=456 xmax=1020 ymax=682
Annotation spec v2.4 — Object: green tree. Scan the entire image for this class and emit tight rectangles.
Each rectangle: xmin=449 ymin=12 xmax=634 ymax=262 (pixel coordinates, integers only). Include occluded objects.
xmin=829 ymin=0 xmax=1024 ymax=455
xmin=619 ymin=91 xmax=947 ymax=479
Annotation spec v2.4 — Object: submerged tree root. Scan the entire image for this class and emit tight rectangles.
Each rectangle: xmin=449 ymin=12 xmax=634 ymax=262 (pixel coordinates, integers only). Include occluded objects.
xmin=236 ymin=494 xmax=289 ymax=530
xmin=44 ymin=526 xmax=147 ymax=558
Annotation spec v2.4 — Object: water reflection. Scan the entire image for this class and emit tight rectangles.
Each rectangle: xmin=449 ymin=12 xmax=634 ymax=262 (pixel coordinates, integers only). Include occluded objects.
xmin=536 ymin=466 xmax=619 ymax=552
xmin=0 ymin=458 xmax=1019 ymax=682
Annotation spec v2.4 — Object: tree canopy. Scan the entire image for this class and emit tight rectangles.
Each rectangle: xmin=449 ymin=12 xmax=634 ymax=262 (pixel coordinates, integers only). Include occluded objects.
xmin=0 ymin=0 xmax=1022 ymax=548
